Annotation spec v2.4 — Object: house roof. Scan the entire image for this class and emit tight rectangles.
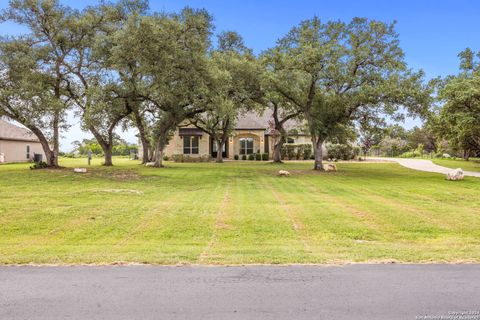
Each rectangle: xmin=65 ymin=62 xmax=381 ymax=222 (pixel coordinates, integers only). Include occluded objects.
xmin=235 ymin=110 xmax=307 ymax=134
xmin=0 ymin=119 xmax=40 ymax=142
xmin=235 ymin=112 xmax=270 ymax=130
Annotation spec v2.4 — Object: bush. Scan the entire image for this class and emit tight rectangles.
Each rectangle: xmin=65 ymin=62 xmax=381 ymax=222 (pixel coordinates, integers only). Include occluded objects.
xmin=60 ymin=152 xmax=76 ymax=158
xmin=255 ymin=153 xmax=261 ymax=161
xmin=242 ymin=154 xmax=247 ymax=160
xmin=280 ymin=143 xmax=312 ymax=160
xmin=261 ymin=153 xmax=269 ymax=161
xmin=248 ymin=154 xmax=255 ymax=161
xmin=326 ymin=143 xmax=356 ymax=161
xmin=234 ymin=154 xmax=239 ymax=160
xmin=303 ymin=145 xmax=312 ymax=160
xmin=163 ymin=155 xmax=169 ymax=161
xmin=171 ymin=154 xmax=210 ymax=163
xmin=30 ymin=161 xmax=48 ymax=170
xmin=398 ymin=151 xmax=421 ymax=158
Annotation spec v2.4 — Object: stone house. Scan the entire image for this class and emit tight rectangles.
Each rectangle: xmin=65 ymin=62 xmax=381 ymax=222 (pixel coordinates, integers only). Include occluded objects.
xmin=140 ymin=111 xmax=314 ymax=160
xmin=0 ymin=118 xmax=45 ymax=163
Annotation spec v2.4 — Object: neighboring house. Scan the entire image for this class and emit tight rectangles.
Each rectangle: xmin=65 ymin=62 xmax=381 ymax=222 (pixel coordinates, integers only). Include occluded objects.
xmin=140 ymin=111 xmax=315 ymax=160
xmin=0 ymin=119 xmax=45 ymax=163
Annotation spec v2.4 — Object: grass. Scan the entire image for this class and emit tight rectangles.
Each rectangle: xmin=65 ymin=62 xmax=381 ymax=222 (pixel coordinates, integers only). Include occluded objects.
xmin=0 ymin=157 xmax=479 ymax=265
xmin=432 ymin=158 xmax=480 ymax=172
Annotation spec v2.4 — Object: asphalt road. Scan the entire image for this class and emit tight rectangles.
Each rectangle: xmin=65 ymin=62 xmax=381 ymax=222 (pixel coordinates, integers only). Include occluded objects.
xmin=1 ymin=264 xmax=480 ymax=320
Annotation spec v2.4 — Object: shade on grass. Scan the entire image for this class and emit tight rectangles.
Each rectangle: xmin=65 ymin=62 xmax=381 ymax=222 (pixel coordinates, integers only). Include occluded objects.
xmin=0 ymin=158 xmax=479 ymax=264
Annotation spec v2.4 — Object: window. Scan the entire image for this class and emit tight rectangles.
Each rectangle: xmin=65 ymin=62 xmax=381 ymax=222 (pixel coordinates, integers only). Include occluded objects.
xmin=26 ymin=145 xmax=30 ymax=159
xmin=239 ymin=138 xmax=254 ymax=155
xmin=287 ymin=137 xmax=295 ymax=144
xmin=183 ymin=136 xmax=199 ymax=154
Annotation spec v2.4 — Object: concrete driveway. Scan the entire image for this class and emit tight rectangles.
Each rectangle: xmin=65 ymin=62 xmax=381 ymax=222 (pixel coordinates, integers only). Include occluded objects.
xmin=1 ymin=265 xmax=480 ymax=320
xmin=373 ymin=157 xmax=480 ymax=178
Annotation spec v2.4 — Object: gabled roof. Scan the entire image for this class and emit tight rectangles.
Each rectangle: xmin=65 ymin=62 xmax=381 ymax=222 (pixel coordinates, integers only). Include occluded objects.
xmin=235 ymin=112 xmax=270 ymax=130
xmin=235 ymin=110 xmax=307 ymax=134
xmin=0 ymin=119 xmax=40 ymax=142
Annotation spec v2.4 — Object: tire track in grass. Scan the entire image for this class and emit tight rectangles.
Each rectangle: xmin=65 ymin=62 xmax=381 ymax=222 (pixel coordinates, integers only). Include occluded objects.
xmin=113 ymin=192 xmax=185 ymax=247
xmin=280 ymin=176 xmax=384 ymax=240
xmin=263 ymin=177 xmax=312 ymax=255
xmin=311 ymin=176 xmax=457 ymax=231
xmin=197 ymin=182 xmax=231 ymax=263
xmin=298 ymin=176 xmax=449 ymax=239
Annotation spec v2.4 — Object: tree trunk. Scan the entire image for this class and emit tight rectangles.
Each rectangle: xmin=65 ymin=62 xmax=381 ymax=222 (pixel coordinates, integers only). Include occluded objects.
xmin=104 ymin=146 xmax=113 ymax=166
xmin=29 ymin=125 xmax=57 ymax=167
xmin=273 ymin=137 xmax=285 ymax=163
xmin=216 ymin=140 xmax=223 ymax=163
xmin=133 ymin=108 xmax=151 ymax=164
xmin=313 ymin=136 xmax=325 ymax=171
xmin=153 ymin=139 xmax=164 ymax=168
xmin=463 ymin=149 xmax=470 ymax=161
xmin=51 ymin=111 xmax=60 ymax=167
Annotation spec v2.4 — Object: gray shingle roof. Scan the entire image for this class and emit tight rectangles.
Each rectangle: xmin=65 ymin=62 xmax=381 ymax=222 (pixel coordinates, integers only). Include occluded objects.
xmin=235 ymin=110 xmax=307 ymax=134
xmin=0 ymin=119 xmax=39 ymax=142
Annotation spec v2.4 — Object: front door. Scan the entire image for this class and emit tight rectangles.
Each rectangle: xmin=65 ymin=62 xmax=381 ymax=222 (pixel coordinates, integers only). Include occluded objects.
xmin=211 ymin=138 xmax=228 ymax=158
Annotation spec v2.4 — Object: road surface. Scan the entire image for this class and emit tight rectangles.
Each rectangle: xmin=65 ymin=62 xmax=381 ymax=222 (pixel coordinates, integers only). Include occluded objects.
xmin=1 ymin=264 xmax=480 ymax=320
xmin=372 ymin=157 xmax=480 ymax=178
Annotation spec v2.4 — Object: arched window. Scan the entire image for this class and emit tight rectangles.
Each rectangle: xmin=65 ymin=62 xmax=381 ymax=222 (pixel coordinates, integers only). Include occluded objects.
xmin=239 ymin=138 xmax=253 ymax=155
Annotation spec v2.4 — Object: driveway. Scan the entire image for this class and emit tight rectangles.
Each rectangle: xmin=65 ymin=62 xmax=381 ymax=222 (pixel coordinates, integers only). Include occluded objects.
xmin=373 ymin=157 xmax=480 ymax=178
xmin=1 ymin=265 xmax=480 ymax=320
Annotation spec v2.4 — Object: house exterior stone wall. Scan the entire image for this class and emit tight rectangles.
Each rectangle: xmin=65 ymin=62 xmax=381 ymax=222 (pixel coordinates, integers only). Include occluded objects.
xmin=137 ymin=112 xmax=318 ymax=161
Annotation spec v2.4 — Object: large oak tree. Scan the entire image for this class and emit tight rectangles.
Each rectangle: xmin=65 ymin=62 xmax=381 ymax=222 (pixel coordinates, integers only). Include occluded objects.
xmin=263 ymin=17 xmax=430 ymax=170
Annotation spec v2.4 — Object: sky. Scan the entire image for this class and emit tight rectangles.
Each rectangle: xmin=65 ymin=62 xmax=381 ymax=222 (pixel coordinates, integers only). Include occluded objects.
xmin=1 ymin=0 xmax=479 ymax=151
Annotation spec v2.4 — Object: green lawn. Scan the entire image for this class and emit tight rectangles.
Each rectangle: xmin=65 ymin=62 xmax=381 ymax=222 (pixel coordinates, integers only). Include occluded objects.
xmin=432 ymin=158 xmax=480 ymax=172
xmin=0 ymin=158 xmax=479 ymax=265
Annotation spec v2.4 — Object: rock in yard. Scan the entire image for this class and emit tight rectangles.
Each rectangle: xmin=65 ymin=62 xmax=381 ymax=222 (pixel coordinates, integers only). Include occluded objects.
xmin=324 ymin=163 xmax=337 ymax=172
xmin=74 ymin=168 xmax=87 ymax=173
xmin=446 ymin=168 xmax=464 ymax=181
xmin=145 ymin=162 xmax=156 ymax=167
xmin=278 ymin=170 xmax=290 ymax=177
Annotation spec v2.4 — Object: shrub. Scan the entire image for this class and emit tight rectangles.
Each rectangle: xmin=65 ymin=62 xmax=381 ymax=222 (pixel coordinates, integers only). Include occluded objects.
xmin=303 ymin=145 xmax=312 ymax=160
xmin=280 ymin=143 xmax=313 ymax=160
xmin=261 ymin=153 xmax=269 ymax=161
xmin=248 ymin=154 xmax=255 ymax=161
xmin=295 ymin=144 xmax=304 ymax=160
xmin=326 ymin=143 xmax=355 ymax=161
xmin=234 ymin=154 xmax=239 ymax=160
xmin=286 ymin=145 xmax=296 ymax=160
xmin=171 ymin=154 xmax=210 ymax=163
xmin=30 ymin=161 xmax=48 ymax=170
xmin=163 ymin=155 xmax=169 ymax=161
xmin=60 ymin=152 xmax=76 ymax=158
xmin=255 ymin=153 xmax=261 ymax=161
xmin=398 ymin=151 xmax=420 ymax=158
xmin=242 ymin=154 xmax=247 ymax=160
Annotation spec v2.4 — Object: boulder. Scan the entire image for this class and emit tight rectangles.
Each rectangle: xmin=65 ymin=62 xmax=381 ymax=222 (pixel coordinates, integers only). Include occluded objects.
xmin=278 ymin=170 xmax=290 ymax=177
xmin=73 ymin=168 xmax=87 ymax=173
xmin=324 ymin=163 xmax=337 ymax=172
xmin=446 ymin=168 xmax=464 ymax=181
xmin=145 ymin=162 xmax=156 ymax=167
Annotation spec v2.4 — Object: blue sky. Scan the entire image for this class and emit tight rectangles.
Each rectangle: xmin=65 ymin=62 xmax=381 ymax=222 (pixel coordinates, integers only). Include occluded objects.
xmin=1 ymin=0 xmax=479 ymax=150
